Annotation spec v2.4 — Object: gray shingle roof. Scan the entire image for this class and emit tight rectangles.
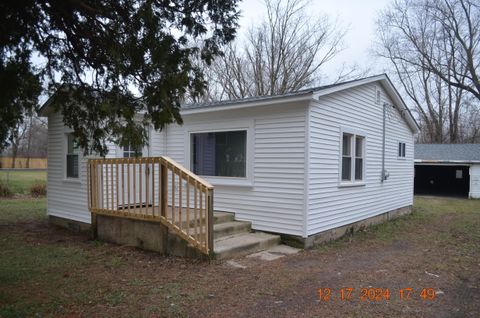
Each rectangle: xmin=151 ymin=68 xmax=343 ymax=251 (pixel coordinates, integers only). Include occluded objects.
xmin=181 ymin=74 xmax=385 ymax=110
xmin=415 ymin=144 xmax=480 ymax=162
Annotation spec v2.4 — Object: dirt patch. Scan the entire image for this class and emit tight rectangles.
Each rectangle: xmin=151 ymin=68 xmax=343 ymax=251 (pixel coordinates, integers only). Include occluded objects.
xmin=1 ymin=197 xmax=479 ymax=317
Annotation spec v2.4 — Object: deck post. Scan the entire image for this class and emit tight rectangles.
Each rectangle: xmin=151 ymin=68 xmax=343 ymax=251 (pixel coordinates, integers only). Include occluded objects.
xmin=91 ymin=212 xmax=98 ymax=239
xmin=207 ymin=188 xmax=214 ymax=259
xmin=160 ymin=163 xmax=168 ymax=218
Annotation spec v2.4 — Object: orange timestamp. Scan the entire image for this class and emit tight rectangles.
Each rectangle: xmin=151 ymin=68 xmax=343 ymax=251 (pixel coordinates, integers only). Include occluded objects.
xmin=317 ymin=287 xmax=437 ymax=302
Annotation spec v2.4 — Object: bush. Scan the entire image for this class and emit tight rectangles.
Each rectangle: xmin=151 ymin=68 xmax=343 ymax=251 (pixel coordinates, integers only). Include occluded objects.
xmin=0 ymin=183 xmax=13 ymax=198
xmin=29 ymin=183 xmax=47 ymax=197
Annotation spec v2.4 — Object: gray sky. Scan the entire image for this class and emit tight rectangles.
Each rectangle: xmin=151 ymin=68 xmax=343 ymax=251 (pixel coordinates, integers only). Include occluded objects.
xmin=237 ymin=0 xmax=394 ymax=81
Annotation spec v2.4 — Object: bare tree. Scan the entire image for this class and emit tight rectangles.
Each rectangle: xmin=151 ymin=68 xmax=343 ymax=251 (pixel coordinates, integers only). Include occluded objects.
xmin=2 ymin=113 xmax=48 ymax=167
xmin=376 ymin=0 xmax=480 ymax=143
xmin=203 ymin=0 xmax=347 ymax=100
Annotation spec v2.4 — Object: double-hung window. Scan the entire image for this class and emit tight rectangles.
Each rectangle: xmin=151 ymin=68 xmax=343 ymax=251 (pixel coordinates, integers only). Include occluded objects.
xmin=341 ymin=132 xmax=365 ymax=184
xmin=66 ymin=134 xmax=79 ymax=178
xmin=191 ymin=130 xmax=247 ymax=178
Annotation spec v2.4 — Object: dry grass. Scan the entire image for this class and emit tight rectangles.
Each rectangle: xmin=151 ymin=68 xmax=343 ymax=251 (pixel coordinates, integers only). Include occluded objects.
xmin=0 ymin=196 xmax=479 ymax=317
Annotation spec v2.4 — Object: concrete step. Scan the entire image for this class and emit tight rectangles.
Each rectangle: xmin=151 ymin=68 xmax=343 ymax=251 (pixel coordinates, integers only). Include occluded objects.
xmin=214 ymin=221 xmax=251 ymax=239
xmin=214 ymin=211 xmax=235 ymax=224
xmin=214 ymin=232 xmax=281 ymax=260
xmin=173 ymin=211 xmax=234 ymax=229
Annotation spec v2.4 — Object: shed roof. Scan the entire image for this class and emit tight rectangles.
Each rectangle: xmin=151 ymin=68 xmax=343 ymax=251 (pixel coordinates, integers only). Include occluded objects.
xmin=415 ymin=144 xmax=480 ymax=163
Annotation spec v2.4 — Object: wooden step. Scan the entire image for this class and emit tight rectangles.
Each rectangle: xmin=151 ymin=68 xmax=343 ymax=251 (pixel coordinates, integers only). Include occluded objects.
xmin=214 ymin=232 xmax=281 ymax=260
xmin=214 ymin=221 xmax=251 ymax=239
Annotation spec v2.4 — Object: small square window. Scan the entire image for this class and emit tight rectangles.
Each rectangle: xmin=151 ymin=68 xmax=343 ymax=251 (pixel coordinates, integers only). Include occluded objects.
xmin=123 ymin=144 xmax=142 ymax=158
xmin=456 ymin=170 xmax=463 ymax=179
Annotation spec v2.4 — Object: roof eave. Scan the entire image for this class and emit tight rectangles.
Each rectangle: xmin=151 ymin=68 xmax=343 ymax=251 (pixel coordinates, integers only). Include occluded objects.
xmin=37 ymin=94 xmax=55 ymax=117
xmin=180 ymin=92 xmax=314 ymax=115
xmin=415 ymin=159 xmax=480 ymax=164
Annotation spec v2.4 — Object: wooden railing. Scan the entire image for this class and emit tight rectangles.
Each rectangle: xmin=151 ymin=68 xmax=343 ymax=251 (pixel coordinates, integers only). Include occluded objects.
xmin=87 ymin=156 xmax=214 ymax=256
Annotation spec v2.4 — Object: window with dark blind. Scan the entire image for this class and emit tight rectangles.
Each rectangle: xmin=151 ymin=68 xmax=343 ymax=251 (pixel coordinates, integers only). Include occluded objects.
xmin=191 ymin=130 xmax=247 ymax=178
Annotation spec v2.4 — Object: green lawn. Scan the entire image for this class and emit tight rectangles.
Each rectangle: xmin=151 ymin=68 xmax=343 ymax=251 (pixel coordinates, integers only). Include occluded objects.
xmin=0 ymin=170 xmax=46 ymax=195
xmin=0 ymin=198 xmax=47 ymax=223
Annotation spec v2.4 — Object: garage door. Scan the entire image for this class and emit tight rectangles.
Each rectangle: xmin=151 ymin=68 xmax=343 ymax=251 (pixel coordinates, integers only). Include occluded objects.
xmin=414 ymin=165 xmax=470 ymax=197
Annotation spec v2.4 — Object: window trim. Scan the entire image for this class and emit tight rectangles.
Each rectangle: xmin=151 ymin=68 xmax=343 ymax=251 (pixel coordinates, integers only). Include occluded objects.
xmin=64 ymin=133 xmax=80 ymax=181
xmin=184 ymin=120 xmax=254 ymax=187
xmin=338 ymin=128 xmax=366 ymax=187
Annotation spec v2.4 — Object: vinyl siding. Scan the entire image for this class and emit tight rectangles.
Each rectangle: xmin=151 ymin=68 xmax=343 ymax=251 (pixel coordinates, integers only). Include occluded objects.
xmin=164 ymin=103 xmax=308 ymax=236
xmin=47 ymin=112 xmax=116 ymax=224
xmin=307 ymin=83 xmax=415 ymax=235
xmin=46 ymin=80 xmax=415 ymax=236
xmin=46 ymin=113 xmax=89 ymax=223
xmin=470 ymin=164 xmax=480 ymax=198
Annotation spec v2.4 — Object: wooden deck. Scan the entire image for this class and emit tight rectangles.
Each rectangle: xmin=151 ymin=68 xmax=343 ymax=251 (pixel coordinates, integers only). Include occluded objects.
xmin=88 ymin=156 xmax=214 ymax=256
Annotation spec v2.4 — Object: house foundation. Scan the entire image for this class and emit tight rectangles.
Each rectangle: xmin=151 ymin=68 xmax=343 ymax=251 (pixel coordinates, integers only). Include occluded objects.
xmin=282 ymin=205 xmax=413 ymax=249
xmin=49 ymin=215 xmax=91 ymax=232
xmin=50 ymin=205 xmax=413 ymax=255
xmin=49 ymin=214 xmax=207 ymax=259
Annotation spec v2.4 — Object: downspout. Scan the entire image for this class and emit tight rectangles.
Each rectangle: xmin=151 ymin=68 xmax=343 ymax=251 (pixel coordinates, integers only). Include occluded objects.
xmin=381 ymin=103 xmax=388 ymax=183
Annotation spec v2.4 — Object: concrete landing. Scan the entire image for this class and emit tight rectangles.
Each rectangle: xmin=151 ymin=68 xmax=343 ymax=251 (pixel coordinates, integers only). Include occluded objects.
xmin=214 ymin=232 xmax=281 ymax=260
xmin=246 ymin=244 xmax=300 ymax=261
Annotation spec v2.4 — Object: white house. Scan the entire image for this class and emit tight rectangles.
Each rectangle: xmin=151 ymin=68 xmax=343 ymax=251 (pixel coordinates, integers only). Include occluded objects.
xmin=39 ymin=74 xmax=419 ymax=256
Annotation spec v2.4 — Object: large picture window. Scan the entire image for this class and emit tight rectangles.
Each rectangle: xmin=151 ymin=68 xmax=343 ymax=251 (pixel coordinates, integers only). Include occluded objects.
xmin=191 ymin=130 xmax=247 ymax=178
xmin=341 ymin=132 xmax=365 ymax=183
xmin=66 ymin=134 xmax=79 ymax=178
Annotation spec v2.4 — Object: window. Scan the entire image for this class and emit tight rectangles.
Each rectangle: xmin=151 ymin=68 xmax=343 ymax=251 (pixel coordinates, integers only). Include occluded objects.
xmin=123 ymin=144 xmax=142 ymax=158
xmin=191 ymin=130 xmax=246 ymax=178
xmin=398 ymin=142 xmax=406 ymax=158
xmin=66 ymin=134 xmax=79 ymax=178
xmin=456 ymin=170 xmax=463 ymax=179
xmin=355 ymin=136 xmax=364 ymax=180
xmin=341 ymin=134 xmax=352 ymax=181
xmin=341 ymin=132 xmax=365 ymax=183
